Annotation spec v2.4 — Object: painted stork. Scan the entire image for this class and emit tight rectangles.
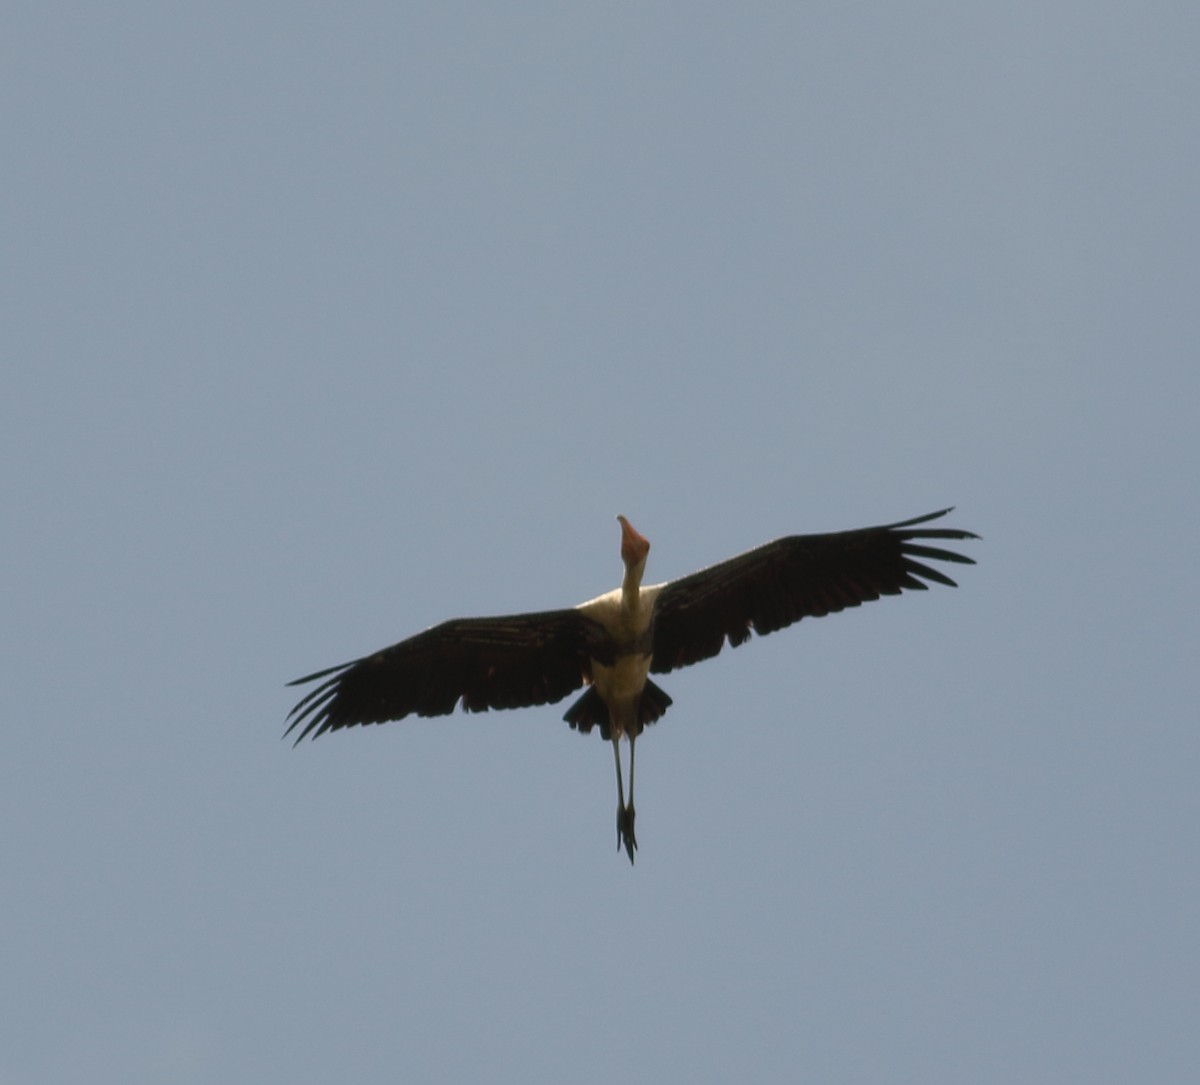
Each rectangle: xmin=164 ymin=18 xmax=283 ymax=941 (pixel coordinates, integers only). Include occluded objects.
xmin=286 ymin=508 xmax=977 ymax=862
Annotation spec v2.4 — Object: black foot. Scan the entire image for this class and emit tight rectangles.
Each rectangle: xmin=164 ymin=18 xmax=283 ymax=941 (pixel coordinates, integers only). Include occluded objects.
xmin=616 ymin=803 xmax=637 ymax=864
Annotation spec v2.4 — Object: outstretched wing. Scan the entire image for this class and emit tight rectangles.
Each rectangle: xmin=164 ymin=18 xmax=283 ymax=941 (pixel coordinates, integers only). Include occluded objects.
xmin=285 ymin=608 xmax=604 ymax=743
xmin=649 ymin=508 xmax=977 ymax=674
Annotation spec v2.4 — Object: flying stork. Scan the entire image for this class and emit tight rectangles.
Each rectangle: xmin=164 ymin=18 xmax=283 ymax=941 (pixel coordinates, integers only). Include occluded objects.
xmin=286 ymin=508 xmax=977 ymax=862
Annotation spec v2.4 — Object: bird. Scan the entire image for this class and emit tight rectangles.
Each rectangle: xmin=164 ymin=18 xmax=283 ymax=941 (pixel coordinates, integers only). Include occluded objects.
xmin=286 ymin=508 xmax=977 ymax=863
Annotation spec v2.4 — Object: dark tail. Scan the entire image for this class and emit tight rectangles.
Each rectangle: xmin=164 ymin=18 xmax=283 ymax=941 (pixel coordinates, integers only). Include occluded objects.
xmin=639 ymin=679 xmax=672 ymax=726
xmin=563 ymin=680 xmax=673 ymax=740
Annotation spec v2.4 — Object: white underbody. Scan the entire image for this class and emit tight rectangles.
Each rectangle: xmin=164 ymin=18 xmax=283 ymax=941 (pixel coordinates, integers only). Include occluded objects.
xmin=575 ymin=582 xmax=664 ymax=736
xmin=590 ymin=653 xmax=651 ymax=709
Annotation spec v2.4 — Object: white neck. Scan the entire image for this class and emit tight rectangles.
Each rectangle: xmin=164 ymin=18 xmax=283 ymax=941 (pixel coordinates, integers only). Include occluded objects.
xmin=620 ymin=557 xmax=646 ymax=612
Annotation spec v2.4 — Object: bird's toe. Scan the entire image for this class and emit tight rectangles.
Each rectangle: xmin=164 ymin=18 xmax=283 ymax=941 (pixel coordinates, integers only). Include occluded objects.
xmin=617 ymin=804 xmax=637 ymax=864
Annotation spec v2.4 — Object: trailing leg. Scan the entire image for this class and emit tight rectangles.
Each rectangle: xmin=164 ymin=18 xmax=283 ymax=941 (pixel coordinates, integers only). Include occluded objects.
xmin=611 ymin=736 xmax=637 ymax=864
xmin=621 ymin=734 xmax=637 ymax=863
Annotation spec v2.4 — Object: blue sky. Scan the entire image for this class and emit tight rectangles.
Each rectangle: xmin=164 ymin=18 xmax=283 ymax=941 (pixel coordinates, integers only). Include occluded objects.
xmin=4 ymin=3 xmax=1198 ymax=1082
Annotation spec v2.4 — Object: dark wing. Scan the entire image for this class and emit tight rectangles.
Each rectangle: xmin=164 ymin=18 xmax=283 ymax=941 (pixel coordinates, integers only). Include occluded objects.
xmin=649 ymin=508 xmax=977 ymax=674
xmin=285 ymin=608 xmax=604 ymax=743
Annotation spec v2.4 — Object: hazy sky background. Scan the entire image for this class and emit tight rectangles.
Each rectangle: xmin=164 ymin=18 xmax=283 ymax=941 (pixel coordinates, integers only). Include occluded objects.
xmin=4 ymin=3 xmax=1197 ymax=1082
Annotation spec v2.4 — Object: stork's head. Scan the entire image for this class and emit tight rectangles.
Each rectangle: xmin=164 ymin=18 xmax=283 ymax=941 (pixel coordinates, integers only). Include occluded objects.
xmin=616 ymin=515 xmax=650 ymax=570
